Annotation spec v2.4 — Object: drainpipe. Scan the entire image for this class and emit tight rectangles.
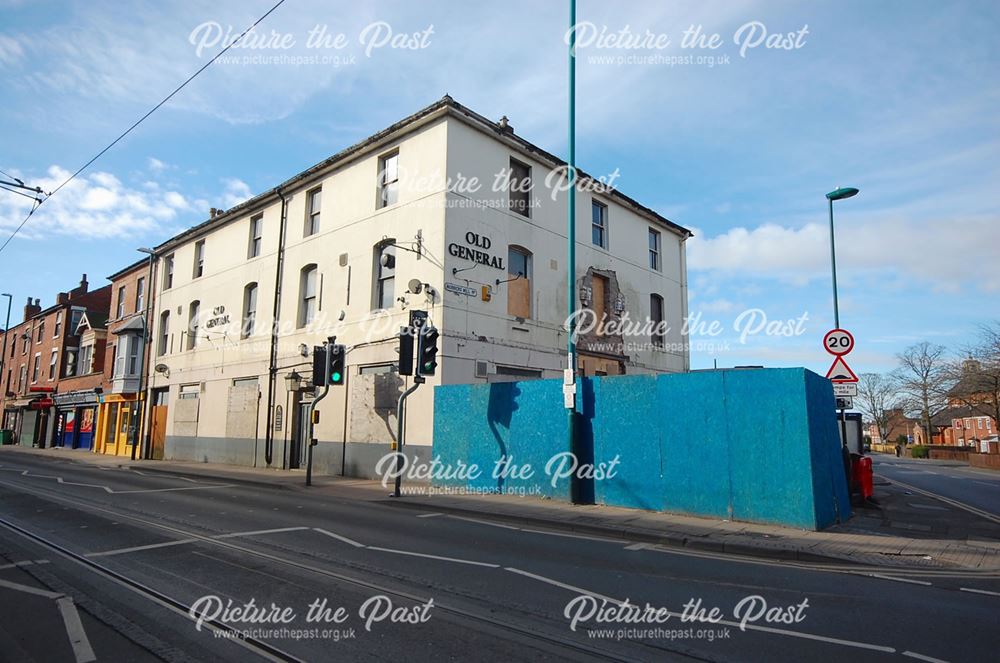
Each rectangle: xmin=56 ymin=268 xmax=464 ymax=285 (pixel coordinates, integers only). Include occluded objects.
xmin=264 ymin=188 xmax=288 ymax=467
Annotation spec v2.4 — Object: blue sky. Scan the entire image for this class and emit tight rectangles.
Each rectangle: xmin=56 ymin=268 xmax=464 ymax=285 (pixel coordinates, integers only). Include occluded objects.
xmin=1 ymin=0 xmax=997 ymax=376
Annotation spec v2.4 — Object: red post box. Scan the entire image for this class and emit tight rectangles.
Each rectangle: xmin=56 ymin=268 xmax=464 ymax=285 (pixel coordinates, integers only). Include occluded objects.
xmin=857 ymin=456 xmax=873 ymax=499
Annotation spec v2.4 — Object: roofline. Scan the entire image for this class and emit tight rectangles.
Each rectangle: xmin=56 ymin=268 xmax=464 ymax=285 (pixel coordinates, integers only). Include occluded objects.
xmin=154 ymin=95 xmax=692 ymax=253
xmin=107 ymin=257 xmax=150 ymax=281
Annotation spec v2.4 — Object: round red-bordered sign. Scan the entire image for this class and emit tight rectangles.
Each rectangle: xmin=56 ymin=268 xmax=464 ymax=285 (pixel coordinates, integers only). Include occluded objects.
xmin=823 ymin=328 xmax=854 ymax=356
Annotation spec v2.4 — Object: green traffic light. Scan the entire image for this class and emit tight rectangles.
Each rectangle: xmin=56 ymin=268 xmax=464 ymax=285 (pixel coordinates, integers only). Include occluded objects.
xmin=331 ymin=372 xmax=342 ymax=383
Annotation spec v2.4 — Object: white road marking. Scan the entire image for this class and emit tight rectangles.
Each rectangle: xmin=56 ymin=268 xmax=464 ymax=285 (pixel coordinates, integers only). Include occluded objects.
xmin=56 ymin=597 xmax=96 ymax=663
xmin=112 ymin=485 xmax=235 ymax=494
xmin=0 ymin=576 xmax=63 ymax=599
xmin=505 ymin=567 xmax=897 ymax=654
xmin=445 ymin=513 xmax=623 ymax=540
xmin=520 ymin=527 xmax=626 ymax=543
xmin=0 ymin=466 xmax=231 ymax=493
xmin=86 ymin=539 xmax=198 ymax=557
xmin=313 ymin=528 xmax=365 ymax=548
xmin=624 ymin=542 xmax=649 ymax=551
xmin=869 ymin=574 xmax=932 ymax=586
xmin=448 ymin=515 xmax=520 ymax=530
xmin=416 ymin=512 xmax=443 ymax=518
xmin=0 ymin=559 xmax=49 ymax=570
xmin=213 ymin=526 xmax=309 ymax=539
xmin=367 ymin=545 xmax=499 ymax=568
xmin=879 ymin=475 xmax=1000 ymax=525
xmin=902 ymin=650 xmax=950 ymax=663
xmin=129 ymin=469 xmax=199 ymax=483
xmin=504 ymin=567 xmax=624 ymax=605
xmin=959 ymin=587 xmax=1000 ymax=597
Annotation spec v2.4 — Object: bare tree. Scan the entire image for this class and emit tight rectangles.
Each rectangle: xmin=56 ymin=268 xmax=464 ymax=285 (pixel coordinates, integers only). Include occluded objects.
xmin=856 ymin=372 xmax=900 ymax=444
xmin=944 ymin=321 xmax=1000 ymax=438
xmin=894 ymin=342 xmax=949 ymax=446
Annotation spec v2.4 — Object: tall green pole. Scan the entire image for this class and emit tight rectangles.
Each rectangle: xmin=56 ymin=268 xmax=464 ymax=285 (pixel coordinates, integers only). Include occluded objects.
xmin=567 ymin=0 xmax=579 ymax=503
xmin=828 ymin=198 xmax=840 ymax=330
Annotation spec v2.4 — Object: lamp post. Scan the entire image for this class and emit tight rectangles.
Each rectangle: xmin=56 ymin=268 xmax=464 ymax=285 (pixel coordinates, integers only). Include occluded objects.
xmin=825 ymin=187 xmax=858 ymax=329
xmin=565 ymin=0 xmax=581 ymax=504
xmin=1 ymin=292 xmax=12 ymax=377
xmin=825 ymin=186 xmax=859 ymax=483
xmin=130 ymin=248 xmax=156 ymax=461
xmin=1 ymin=293 xmax=11 ymax=433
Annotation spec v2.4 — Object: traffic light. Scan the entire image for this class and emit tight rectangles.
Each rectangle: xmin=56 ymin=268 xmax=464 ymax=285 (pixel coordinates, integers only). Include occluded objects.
xmin=329 ymin=344 xmax=346 ymax=385
xmin=416 ymin=326 xmax=439 ymax=377
xmin=311 ymin=345 xmax=326 ymax=386
xmin=398 ymin=326 xmax=414 ymax=376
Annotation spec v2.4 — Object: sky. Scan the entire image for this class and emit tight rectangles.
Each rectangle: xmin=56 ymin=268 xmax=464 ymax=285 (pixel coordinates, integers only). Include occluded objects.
xmin=1 ymin=0 xmax=997 ymax=376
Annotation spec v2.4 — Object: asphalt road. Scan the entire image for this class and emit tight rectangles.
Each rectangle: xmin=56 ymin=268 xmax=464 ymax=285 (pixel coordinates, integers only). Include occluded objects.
xmin=0 ymin=451 xmax=998 ymax=663
xmin=872 ymin=455 xmax=1000 ymax=519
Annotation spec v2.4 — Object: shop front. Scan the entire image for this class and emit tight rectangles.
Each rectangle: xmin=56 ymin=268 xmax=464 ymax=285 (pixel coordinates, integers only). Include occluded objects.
xmin=5 ymin=397 xmax=51 ymax=448
xmin=97 ymin=393 xmax=138 ymax=457
xmin=53 ymin=390 xmax=100 ymax=450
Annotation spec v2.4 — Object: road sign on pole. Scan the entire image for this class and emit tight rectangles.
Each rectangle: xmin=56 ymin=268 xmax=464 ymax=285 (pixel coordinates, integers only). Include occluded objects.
xmin=823 ymin=328 xmax=854 ymax=356
xmin=835 ymin=396 xmax=853 ymax=409
xmin=826 ymin=356 xmax=859 ymax=383
xmin=833 ymin=383 xmax=858 ymax=397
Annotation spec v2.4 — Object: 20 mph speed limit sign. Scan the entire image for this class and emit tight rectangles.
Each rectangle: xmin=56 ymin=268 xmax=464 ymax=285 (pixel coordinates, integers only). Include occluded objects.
xmin=823 ymin=328 xmax=854 ymax=356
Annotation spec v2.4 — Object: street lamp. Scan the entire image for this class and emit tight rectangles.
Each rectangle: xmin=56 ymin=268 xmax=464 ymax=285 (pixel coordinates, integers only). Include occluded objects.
xmin=825 ymin=187 xmax=859 ymax=329
xmin=284 ymin=370 xmax=302 ymax=392
xmin=131 ymin=247 xmax=156 ymax=461
xmin=1 ymin=293 xmax=12 ymax=377
xmin=825 ymin=187 xmax=859 ymax=481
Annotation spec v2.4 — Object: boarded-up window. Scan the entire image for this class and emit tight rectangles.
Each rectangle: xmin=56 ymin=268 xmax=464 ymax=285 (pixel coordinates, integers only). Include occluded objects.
xmin=592 ymin=275 xmax=608 ymax=335
xmin=650 ymin=294 xmax=665 ymax=348
xmin=174 ymin=384 xmax=201 ymax=437
xmin=226 ymin=378 xmax=258 ymax=439
xmin=507 ymin=246 xmax=532 ymax=318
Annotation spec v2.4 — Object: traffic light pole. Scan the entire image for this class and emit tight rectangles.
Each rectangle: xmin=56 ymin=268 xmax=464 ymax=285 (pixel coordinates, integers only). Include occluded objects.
xmin=392 ymin=376 xmax=423 ymax=498
xmin=306 ymin=338 xmax=334 ymax=487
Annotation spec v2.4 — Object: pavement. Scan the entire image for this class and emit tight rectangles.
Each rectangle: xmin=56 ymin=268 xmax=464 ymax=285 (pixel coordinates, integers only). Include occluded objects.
xmin=1 ymin=445 xmax=999 ymax=662
xmin=4 ymin=445 xmax=999 ymax=572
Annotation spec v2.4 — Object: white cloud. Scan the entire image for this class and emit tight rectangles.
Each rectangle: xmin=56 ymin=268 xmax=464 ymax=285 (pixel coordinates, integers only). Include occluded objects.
xmin=220 ymin=178 xmax=252 ymax=208
xmin=148 ymin=157 xmax=168 ymax=172
xmin=0 ymin=34 xmax=24 ymax=65
xmin=696 ymin=298 xmax=737 ymax=313
xmin=687 ymin=213 xmax=1000 ymax=292
xmin=0 ymin=165 xmax=182 ymax=240
xmin=164 ymin=191 xmax=189 ymax=209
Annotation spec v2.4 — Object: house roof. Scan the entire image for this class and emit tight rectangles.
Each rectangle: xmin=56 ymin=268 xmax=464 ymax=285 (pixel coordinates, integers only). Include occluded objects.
xmin=107 ymin=257 xmax=150 ymax=282
xmin=154 ymin=96 xmax=692 ymax=254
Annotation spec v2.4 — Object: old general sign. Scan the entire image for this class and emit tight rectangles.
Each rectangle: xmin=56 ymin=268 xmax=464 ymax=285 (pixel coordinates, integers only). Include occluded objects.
xmin=448 ymin=232 xmax=504 ymax=270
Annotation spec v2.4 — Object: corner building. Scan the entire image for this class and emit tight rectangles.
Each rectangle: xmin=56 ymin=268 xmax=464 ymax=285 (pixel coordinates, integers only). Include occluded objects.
xmin=146 ymin=97 xmax=691 ymax=478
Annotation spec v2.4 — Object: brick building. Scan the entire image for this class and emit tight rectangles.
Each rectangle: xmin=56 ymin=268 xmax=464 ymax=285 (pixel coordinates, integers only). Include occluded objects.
xmin=0 ymin=276 xmax=111 ymax=448
xmin=95 ymin=259 xmax=155 ymax=457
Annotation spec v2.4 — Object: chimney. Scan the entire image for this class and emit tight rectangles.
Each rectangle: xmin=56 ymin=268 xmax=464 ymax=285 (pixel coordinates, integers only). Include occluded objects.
xmin=24 ymin=296 xmax=40 ymax=322
xmin=210 ymin=207 xmax=219 ymax=218
xmin=69 ymin=273 xmax=89 ymax=299
xmin=56 ymin=292 xmax=69 ymax=305
xmin=498 ymin=115 xmax=513 ymax=134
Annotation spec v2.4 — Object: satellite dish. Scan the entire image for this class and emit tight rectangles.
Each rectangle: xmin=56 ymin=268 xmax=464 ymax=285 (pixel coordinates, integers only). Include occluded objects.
xmin=408 ymin=279 xmax=423 ymax=294
xmin=379 ymin=253 xmax=395 ymax=268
